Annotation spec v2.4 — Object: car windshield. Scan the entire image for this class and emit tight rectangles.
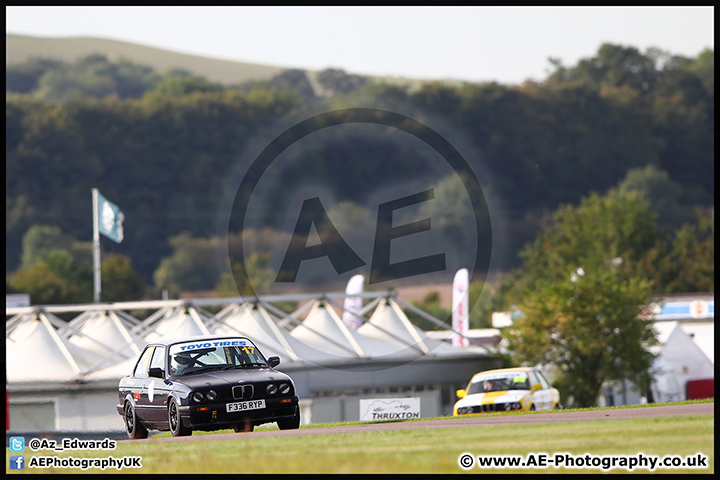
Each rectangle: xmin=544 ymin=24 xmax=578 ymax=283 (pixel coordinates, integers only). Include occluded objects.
xmin=467 ymin=373 xmax=530 ymax=394
xmin=168 ymin=339 xmax=268 ymax=376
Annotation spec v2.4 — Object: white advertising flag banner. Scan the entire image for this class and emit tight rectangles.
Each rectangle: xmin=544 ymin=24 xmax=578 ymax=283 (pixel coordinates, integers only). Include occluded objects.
xmin=342 ymin=274 xmax=365 ymax=329
xmin=452 ymin=268 xmax=469 ymax=347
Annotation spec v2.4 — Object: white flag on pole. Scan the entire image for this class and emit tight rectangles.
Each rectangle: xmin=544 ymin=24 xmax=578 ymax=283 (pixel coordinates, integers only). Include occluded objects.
xmin=96 ymin=191 xmax=124 ymax=243
xmin=92 ymin=188 xmax=125 ymax=303
xmin=342 ymin=274 xmax=365 ymax=329
xmin=452 ymin=268 xmax=469 ymax=347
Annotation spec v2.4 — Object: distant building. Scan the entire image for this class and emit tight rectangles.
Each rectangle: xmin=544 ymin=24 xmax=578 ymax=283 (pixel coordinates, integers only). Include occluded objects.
xmin=5 ymin=294 xmax=30 ymax=308
xmin=646 ymin=293 xmax=714 ymax=404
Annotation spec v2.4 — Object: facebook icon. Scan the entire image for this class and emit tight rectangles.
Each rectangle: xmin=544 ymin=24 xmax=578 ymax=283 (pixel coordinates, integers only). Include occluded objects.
xmin=10 ymin=455 xmax=25 ymax=470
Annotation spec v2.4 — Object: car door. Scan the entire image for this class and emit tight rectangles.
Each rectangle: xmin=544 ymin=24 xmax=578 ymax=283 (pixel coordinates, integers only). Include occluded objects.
xmin=128 ymin=346 xmax=155 ymax=421
xmin=145 ymin=346 xmax=169 ymax=425
xmin=528 ymin=369 xmax=551 ymax=410
xmin=535 ymin=370 xmax=554 ymax=409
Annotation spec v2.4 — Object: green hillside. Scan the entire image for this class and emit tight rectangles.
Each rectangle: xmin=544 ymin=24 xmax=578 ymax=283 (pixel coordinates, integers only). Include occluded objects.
xmin=6 ymin=33 xmax=286 ymax=84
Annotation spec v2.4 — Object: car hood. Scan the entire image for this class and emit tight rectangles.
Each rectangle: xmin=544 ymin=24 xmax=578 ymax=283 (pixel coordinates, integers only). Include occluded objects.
xmin=169 ymin=368 xmax=292 ymax=389
xmin=455 ymin=390 xmax=530 ymax=408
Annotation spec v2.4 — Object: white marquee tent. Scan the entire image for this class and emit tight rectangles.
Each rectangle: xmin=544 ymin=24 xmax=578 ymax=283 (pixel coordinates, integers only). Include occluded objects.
xmin=650 ymin=321 xmax=714 ymax=403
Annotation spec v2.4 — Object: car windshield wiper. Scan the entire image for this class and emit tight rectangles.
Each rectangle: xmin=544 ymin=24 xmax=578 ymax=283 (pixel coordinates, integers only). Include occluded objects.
xmin=218 ymin=363 xmax=266 ymax=370
xmin=192 ymin=365 xmax=230 ymax=373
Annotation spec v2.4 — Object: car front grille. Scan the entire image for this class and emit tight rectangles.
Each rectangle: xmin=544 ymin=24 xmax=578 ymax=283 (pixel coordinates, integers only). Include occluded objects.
xmin=232 ymin=384 xmax=254 ymax=400
xmin=460 ymin=403 xmax=519 ymax=414
xmin=474 ymin=404 xmax=498 ymax=413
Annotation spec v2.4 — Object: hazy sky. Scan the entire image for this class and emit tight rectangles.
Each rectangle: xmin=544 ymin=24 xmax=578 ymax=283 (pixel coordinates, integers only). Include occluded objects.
xmin=6 ymin=6 xmax=714 ymax=84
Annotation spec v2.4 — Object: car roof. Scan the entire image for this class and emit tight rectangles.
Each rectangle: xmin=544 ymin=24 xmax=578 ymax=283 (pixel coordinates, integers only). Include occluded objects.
xmin=145 ymin=334 xmax=254 ymax=348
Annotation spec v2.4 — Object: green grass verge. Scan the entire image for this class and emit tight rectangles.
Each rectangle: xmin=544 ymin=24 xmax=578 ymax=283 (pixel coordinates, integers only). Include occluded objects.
xmin=145 ymin=397 xmax=715 ymax=435
xmin=7 ymin=400 xmax=713 ymax=474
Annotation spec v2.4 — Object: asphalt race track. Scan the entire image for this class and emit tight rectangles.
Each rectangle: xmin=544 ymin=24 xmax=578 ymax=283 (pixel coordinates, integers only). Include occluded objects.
xmin=131 ymin=402 xmax=714 ymax=444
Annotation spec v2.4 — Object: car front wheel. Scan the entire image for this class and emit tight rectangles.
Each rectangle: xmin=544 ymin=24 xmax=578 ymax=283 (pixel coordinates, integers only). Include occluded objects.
xmin=277 ymin=406 xmax=300 ymax=430
xmin=168 ymin=398 xmax=192 ymax=437
xmin=124 ymin=402 xmax=148 ymax=440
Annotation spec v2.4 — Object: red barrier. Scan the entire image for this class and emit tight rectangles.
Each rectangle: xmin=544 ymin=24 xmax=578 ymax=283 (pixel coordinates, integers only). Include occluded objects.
xmin=686 ymin=378 xmax=714 ymax=400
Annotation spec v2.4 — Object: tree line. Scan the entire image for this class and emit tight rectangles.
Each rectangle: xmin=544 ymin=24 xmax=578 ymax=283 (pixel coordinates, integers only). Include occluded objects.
xmin=6 ymin=43 xmax=714 ymax=308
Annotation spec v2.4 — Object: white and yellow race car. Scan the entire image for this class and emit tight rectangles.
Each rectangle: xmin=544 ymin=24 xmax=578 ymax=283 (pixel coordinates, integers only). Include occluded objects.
xmin=453 ymin=367 xmax=561 ymax=415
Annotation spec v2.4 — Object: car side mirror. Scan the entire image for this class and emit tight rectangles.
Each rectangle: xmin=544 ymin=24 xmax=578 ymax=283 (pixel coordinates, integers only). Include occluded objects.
xmin=268 ymin=356 xmax=280 ymax=368
xmin=456 ymin=389 xmax=467 ymax=399
xmin=531 ymin=383 xmax=542 ymax=393
xmin=149 ymin=367 xmax=164 ymax=379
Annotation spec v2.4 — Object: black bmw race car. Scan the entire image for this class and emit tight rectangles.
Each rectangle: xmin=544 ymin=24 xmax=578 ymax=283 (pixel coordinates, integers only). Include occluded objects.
xmin=117 ymin=335 xmax=300 ymax=438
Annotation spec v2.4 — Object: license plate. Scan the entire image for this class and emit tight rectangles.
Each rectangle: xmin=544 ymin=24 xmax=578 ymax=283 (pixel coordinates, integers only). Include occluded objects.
xmin=226 ymin=399 xmax=266 ymax=413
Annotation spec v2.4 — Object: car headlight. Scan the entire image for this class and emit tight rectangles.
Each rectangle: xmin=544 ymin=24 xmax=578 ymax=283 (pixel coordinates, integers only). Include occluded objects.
xmin=266 ymin=384 xmax=278 ymax=395
xmin=206 ymin=390 xmax=218 ymax=402
xmin=279 ymin=383 xmax=291 ymax=395
xmin=457 ymin=406 xmax=471 ymax=415
xmin=192 ymin=391 xmax=205 ymax=403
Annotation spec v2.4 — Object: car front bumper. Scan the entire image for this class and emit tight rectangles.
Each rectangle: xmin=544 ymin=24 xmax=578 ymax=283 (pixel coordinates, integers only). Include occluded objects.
xmin=455 ymin=401 xmax=525 ymax=415
xmin=178 ymin=396 xmax=299 ymax=430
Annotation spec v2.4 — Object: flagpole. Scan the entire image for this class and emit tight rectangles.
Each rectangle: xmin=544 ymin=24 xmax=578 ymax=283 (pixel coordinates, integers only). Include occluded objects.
xmin=92 ymin=188 xmax=101 ymax=303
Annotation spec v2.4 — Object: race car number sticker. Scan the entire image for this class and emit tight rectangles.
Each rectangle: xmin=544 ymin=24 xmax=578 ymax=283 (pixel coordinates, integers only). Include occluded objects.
xmin=226 ymin=399 xmax=266 ymax=413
